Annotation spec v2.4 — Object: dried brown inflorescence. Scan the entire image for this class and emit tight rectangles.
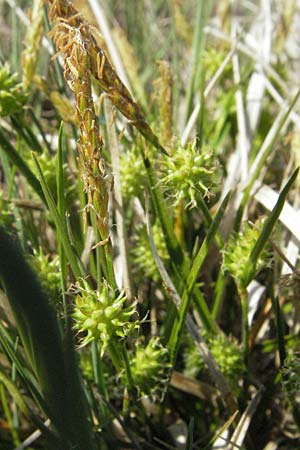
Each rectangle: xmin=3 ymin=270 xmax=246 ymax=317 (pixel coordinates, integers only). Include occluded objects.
xmin=47 ymin=0 xmax=166 ymax=153
xmin=47 ymin=0 xmax=109 ymax=238
xmin=46 ymin=0 xmax=166 ymax=238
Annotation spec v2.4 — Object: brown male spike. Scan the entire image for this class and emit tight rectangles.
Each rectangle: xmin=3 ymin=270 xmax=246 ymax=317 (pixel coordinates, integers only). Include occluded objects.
xmin=47 ymin=0 xmax=167 ymax=155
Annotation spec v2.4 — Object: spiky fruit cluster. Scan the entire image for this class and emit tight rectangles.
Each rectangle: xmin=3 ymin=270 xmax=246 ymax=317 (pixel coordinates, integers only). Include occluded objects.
xmin=73 ymin=284 xmax=139 ymax=355
xmin=130 ymin=337 xmax=171 ymax=400
xmin=222 ymin=220 xmax=270 ymax=289
xmin=161 ymin=141 xmax=219 ymax=208
xmin=120 ymin=146 xmax=147 ymax=199
xmin=29 ymin=249 xmax=61 ymax=308
xmin=0 ymin=63 xmax=27 ymax=116
xmin=184 ymin=334 xmax=244 ymax=389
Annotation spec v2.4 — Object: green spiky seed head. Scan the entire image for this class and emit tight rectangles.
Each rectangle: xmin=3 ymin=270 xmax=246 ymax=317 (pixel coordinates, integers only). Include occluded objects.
xmin=28 ymin=249 xmax=62 ymax=308
xmin=130 ymin=337 xmax=171 ymax=400
xmin=0 ymin=63 xmax=28 ymax=116
xmin=120 ymin=145 xmax=147 ymax=199
xmin=161 ymin=140 xmax=220 ymax=208
xmin=73 ymin=283 xmax=139 ymax=355
xmin=222 ymin=220 xmax=270 ymax=289
xmin=184 ymin=334 xmax=244 ymax=389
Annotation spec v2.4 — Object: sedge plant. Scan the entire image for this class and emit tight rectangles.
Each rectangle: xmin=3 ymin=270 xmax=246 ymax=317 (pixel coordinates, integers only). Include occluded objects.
xmin=0 ymin=1 xmax=300 ymax=449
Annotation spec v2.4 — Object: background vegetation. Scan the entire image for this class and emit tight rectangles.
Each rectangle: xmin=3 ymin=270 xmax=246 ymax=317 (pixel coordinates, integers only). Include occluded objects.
xmin=0 ymin=0 xmax=300 ymax=449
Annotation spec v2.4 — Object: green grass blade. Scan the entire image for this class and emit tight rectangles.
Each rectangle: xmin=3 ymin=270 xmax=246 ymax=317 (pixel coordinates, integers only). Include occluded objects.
xmin=33 ymin=153 xmax=85 ymax=280
xmin=186 ymin=192 xmax=231 ymax=295
xmin=0 ymin=228 xmax=70 ymax=439
xmin=243 ymin=168 xmax=299 ymax=287
xmin=0 ymin=368 xmax=32 ymax=426
xmin=168 ymin=192 xmax=231 ymax=361
xmin=56 ymin=122 xmax=67 ymax=315
xmin=0 ymin=228 xmax=96 ymax=449
xmin=185 ymin=417 xmax=194 ymax=450
xmin=271 ymin=294 xmax=286 ymax=366
xmin=0 ymin=368 xmax=60 ymax=447
xmin=10 ymin=114 xmax=44 ymax=154
xmin=0 ymin=128 xmax=45 ymax=203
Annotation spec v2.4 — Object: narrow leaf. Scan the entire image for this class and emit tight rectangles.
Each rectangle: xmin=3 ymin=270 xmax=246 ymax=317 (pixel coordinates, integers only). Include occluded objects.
xmin=244 ymin=168 xmax=299 ymax=287
xmin=33 ymin=153 xmax=85 ymax=280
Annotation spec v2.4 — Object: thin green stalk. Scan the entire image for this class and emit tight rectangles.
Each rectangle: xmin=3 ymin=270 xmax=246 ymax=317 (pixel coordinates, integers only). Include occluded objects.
xmin=0 ymin=368 xmax=60 ymax=447
xmin=211 ymin=270 xmax=226 ymax=320
xmin=11 ymin=337 xmax=20 ymax=435
xmin=56 ymin=122 xmax=67 ymax=316
xmin=0 ymin=128 xmax=45 ymax=203
xmin=239 ymin=287 xmax=249 ymax=368
xmin=91 ymin=341 xmax=107 ymax=401
xmin=90 ymin=212 xmax=116 ymax=289
xmin=108 ymin=341 xmax=123 ymax=376
xmin=28 ymin=108 xmax=52 ymax=154
xmin=168 ymin=192 xmax=231 ymax=362
xmin=0 ymin=383 xmax=20 ymax=446
xmin=33 ymin=153 xmax=85 ymax=280
xmin=142 ymin=152 xmax=184 ymax=266
xmin=185 ymin=417 xmax=194 ymax=450
xmin=120 ymin=345 xmax=136 ymax=396
xmin=10 ymin=114 xmax=44 ymax=154
xmin=271 ymin=295 xmax=286 ymax=366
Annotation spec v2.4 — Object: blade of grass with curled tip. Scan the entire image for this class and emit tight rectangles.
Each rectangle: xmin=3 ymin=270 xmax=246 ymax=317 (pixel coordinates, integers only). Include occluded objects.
xmin=243 ymin=168 xmax=299 ymax=287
